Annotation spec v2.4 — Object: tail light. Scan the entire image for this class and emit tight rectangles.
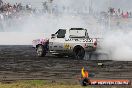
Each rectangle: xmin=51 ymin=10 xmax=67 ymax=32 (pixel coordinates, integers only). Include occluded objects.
xmin=94 ymin=41 xmax=97 ymax=46
xmin=93 ymin=38 xmax=97 ymax=47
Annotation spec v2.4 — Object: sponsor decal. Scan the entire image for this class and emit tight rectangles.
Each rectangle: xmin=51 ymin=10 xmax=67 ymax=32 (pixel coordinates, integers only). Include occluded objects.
xmin=64 ymin=43 xmax=70 ymax=49
xmin=83 ymin=39 xmax=93 ymax=42
xmin=54 ymin=46 xmax=57 ymax=48
xmin=84 ymin=44 xmax=88 ymax=48
xmin=49 ymin=42 xmax=53 ymax=45
xmin=59 ymin=46 xmax=63 ymax=48
xmin=90 ymin=80 xmax=130 ymax=85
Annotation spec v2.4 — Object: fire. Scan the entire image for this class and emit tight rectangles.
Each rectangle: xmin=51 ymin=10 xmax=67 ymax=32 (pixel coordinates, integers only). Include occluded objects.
xmin=81 ymin=67 xmax=89 ymax=78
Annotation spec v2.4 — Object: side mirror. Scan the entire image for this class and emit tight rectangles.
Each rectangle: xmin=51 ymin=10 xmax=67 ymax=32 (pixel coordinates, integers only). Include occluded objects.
xmin=51 ymin=34 xmax=56 ymax=39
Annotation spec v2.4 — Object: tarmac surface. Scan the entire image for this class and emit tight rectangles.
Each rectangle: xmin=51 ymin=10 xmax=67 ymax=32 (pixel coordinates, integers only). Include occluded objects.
xmin=0 ymin=45 xmax=132 ymax=84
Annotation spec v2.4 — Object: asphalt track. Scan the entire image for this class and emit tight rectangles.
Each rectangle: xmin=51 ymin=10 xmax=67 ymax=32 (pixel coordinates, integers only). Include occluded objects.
xmin=0 ymin=45 xmax=132 ymax=84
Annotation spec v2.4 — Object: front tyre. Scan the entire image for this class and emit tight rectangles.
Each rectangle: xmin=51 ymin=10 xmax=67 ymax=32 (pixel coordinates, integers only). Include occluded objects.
xmin=36 ymin=45 xmax=46 ymax=57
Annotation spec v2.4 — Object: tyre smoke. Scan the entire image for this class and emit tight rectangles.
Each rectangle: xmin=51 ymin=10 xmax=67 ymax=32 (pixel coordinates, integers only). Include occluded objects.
xmin=101 ymin=27 xmax=132 ymax=61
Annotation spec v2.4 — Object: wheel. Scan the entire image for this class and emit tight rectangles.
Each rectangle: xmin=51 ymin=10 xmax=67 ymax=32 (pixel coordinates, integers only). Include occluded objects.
xmin=36 ymin=45 xmax=46 ymax=57
xmin=73 ymin=46 xmax=85 ymax=59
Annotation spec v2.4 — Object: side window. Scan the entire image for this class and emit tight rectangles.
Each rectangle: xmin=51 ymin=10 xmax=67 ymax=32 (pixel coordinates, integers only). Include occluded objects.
xmin=56 ymin=29 xmax=66 ymax=38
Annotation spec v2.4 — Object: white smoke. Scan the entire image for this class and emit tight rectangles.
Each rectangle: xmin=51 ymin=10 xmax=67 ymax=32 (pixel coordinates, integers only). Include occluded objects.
xmin=100 ymin=26 xmax=132 ymax=61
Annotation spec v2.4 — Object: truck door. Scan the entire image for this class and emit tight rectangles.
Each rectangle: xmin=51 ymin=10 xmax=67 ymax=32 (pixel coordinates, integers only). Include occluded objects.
xmin=49 ymin=29 xmax=66 ymax=51
xmin=50 ymin=38 xmax=65 ymax=50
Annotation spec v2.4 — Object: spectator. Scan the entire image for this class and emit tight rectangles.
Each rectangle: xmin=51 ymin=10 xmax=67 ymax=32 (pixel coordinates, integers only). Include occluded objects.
xmin=0 ymin=0 xmax=3 ymax=7
xmin=42 ymin=1 xmax=48 ymax=12
xmin=118 ymin=8 xmax=120 ymax=14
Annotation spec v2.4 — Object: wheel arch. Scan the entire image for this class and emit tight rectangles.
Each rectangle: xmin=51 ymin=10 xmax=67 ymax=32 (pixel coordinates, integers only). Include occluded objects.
xmin=36 ymin=44 xmax=43 ymax=49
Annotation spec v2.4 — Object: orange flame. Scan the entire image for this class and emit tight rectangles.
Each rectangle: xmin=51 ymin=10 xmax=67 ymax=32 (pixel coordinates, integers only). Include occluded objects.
xmin=81 ymin=67 xmax=89 ymax=78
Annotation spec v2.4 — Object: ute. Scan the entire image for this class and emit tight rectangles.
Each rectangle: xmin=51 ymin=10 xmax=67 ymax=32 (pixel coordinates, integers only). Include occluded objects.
xmin=32 ymin=28 xmax=97 ymax=59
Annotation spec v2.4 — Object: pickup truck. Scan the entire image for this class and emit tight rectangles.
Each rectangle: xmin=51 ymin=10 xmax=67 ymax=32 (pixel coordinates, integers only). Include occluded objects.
xmin=32 ymin=28 xmax=97 ymax=59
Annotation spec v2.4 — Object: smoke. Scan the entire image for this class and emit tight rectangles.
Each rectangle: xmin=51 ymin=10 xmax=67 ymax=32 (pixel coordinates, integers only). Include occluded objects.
xmin=0 ymin=32 xmax=45 ymax=45
xmin=1 ymin=0 xmax=132 ymax=61
xmin=100 ymin=24 xmax=132 ymax=61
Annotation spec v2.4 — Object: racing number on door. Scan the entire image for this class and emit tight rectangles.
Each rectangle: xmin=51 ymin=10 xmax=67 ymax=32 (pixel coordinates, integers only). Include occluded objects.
xmin=64 ymin=43 xmax=70 ymax=49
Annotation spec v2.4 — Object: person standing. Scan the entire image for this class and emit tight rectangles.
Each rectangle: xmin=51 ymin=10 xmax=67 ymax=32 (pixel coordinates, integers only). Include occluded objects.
xmin=0 ymin=0 xmax=3 ymax=7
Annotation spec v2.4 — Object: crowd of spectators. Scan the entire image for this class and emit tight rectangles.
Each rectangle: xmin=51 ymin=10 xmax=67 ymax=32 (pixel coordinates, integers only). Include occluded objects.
xmin=108 ymin=7 xmax=132 ymax=18
xmin=0 ymin=0 xmax=131 ymax=31
xmin=0 ymin=0 xmax=35 ymax=31
xmin=0 ymin=0 xmax=33 ymax=20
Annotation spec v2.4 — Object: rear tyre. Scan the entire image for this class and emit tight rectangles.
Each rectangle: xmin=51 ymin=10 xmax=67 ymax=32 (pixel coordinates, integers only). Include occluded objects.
xmin=73 ymin=46 xmax=85 ymax=59
xmin=36 ymin=45 xmax=46 ymax=57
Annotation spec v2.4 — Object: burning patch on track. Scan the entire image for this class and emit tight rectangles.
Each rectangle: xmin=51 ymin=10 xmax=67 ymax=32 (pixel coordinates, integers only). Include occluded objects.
xmin=79 ymin=67 xmax=131 ymax=86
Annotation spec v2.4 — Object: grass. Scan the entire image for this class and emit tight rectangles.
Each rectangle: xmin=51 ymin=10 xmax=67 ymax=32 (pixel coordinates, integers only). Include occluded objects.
xmin=0 ymin=80 xmax=131 ymax=88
